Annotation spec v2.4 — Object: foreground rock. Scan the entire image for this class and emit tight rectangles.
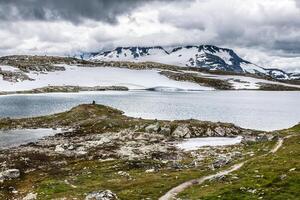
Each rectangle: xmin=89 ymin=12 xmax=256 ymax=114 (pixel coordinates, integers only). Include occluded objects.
xmin=0 ymin=169 xmax=20 ymax=182
xmin=0 ymin=104 xmax=270 ymax=199
xmin=22 ymin=193 xmax=37 ymax=200
xmin=85 ymin=190 xmax=119 ymax=200
xmin=172 ymin=124 xmax=191 ymax=138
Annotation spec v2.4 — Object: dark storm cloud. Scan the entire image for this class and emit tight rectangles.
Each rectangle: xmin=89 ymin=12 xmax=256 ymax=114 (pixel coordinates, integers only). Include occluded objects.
xmin=0 ymin=0 xmax=156 ymax=23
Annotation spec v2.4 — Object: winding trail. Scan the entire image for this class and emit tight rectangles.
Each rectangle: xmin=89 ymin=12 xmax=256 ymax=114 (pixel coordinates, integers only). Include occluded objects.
xmin=159 ymin=136 xmax=289 ymax=200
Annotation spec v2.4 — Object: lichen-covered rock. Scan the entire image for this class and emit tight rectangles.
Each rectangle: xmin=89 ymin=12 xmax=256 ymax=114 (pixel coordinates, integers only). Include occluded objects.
xmin=206 ymin=128 xmax=214 ymax=136
xmin=22 ymin=193 xmax=37 ymax=200
xmin=145 ymin=123 xmax=160 ymax=133
xmin=0 ymin=169 xmax=20 ymax=182
xmin=159 ymin=126 xmax=171 ymax=135
xmin=172 ymin=124 xmax=191 ymax=138
xmin=55 ymin=144 xmax=65 ymax=152
xmin=85 ymin=190 xmax=119 ymax=200
xmin=213 ymin=155 xmax=231 ymax=168
xmin=214 ymin=126 xmax=226 ymax=136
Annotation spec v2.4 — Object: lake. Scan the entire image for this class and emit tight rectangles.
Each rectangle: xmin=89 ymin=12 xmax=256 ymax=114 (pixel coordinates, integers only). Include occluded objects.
xmin=0 ymin=91 xmax=299 ymax=131
xmin=0 ymin=128 xmax=63 ymax=150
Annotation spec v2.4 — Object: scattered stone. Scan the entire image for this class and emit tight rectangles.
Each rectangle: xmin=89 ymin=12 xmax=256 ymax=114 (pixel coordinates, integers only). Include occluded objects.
xmin=280 ymin=174 xmax=287 ymax=180
xmin=55 ymin=144 xmax=65 ymax=152
xmin=22 ymin=193 xmax=37 ymax=200
xmin=289 ymin=168 xmax=296 ymax=172
xmin=145 ymin=123 xmax=160 ymax=133
xmin=0 ymin=169 xmax=20 ymax=182
xmin=145 ymin=168 xmax=155 ymax=173
xmin=159 ymin=127 xmax=171 ymax=135
xmin=214 ymin=127 xmax=226 ymax=136
xmin=85 ymin=190 xmax=119 ymax=200
xmin=247 ymin=189 xmax=257 ymax=194
xmin=117 ymin=171 xmax=130 ymax=177
xmin=213 ymin=156 xmax=231 ymax=168
xmin=172 ymin=124 xmax=191 ymax=138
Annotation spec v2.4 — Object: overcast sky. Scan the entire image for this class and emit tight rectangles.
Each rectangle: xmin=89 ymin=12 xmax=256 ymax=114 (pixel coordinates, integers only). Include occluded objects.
xmin=0 ymin=0 xmax=300 ymax=71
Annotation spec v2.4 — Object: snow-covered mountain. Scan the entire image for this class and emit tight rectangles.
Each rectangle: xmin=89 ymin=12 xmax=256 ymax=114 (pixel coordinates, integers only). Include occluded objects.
xmin=87 ymin=45 xmax=297 ymax=81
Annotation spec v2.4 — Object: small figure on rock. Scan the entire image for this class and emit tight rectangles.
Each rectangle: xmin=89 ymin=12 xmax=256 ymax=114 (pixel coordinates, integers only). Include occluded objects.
xmin=92 ymin=100 xmax=96 ymax=105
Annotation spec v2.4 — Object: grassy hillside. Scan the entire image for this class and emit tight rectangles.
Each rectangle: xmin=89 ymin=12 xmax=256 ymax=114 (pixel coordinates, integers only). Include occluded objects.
xmin=178 ymin=125 xmax=300 ymax=200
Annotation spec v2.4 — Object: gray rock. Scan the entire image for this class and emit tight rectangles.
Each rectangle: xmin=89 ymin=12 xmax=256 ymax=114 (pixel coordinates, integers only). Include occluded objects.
xmin=213 ymin=156 xmax=231 ymax=168
xmin=172 ymin=124 xmax=191 ymax=138
xmin=159 ymin=127 xmax=171 ymax=135
xmin=206 ymin=128 xmax=214 ymax=137
xmin=22 ymin=193 xmax=37 ymax=200
xmin=85 ymin=190 xmax=119 ymax=200
xmin=214 ymin=127 xmax=226 ymax=136
xmin=145 ymin=123 xmax=160 ymax=133
xmin=256 ymin=134 xmax=269 ymax=142
xmin=0 ymin=169 xmax=20 ymax=181
xmin=55 ymin=144 xmax=65 ymax=152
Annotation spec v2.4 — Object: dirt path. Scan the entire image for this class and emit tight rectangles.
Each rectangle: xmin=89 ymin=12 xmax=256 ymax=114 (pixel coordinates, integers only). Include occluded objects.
xmin=159 ymin=162 xmax=245 ymax=200
xmin=159 ymin=136 xmax=288 ymax=200
xmin=270 ymin=138 xmax=283 ymax=154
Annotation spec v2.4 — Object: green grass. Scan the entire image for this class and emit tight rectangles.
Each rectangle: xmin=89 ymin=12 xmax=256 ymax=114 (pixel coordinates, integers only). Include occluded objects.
xmin=0 ymin=139 xmax=272 ymax=200
xmin=178 ymin=127 xmax=300 ymax=200
xmin=21 ymin=160 xmax=211 ymax=200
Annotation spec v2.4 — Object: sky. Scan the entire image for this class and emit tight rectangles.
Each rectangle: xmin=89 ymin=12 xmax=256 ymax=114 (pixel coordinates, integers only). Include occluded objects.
xmin=0 ymin=0 xmax=300 ymax=72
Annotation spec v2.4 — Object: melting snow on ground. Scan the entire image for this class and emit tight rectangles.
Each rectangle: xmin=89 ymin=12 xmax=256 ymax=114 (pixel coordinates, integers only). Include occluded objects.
xmin=0 ymin=65 xmax=20 ymax=72
xmin=176 ymin=136 xmax=243 ymax=151
xmin=0 ymin=65 xmax=213 ymax=92
xmin=184 ymin=70 xmax=300 ymax=90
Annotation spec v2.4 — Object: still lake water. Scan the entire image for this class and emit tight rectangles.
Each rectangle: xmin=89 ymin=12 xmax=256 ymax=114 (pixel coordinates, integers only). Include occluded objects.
xmin=0 ymin=128 xmax=63 ymax=149
xmin=0 ymin=91 xmax=299 ymax=131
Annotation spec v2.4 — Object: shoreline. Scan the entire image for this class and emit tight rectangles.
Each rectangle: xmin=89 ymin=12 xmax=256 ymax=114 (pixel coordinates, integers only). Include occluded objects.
xmin=0 ymin=104 xmax=298 ymax=199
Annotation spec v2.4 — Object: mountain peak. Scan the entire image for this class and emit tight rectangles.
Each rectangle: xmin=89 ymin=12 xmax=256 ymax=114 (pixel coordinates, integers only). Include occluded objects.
xmin=87 ymin=45 xmax=295 ymax=80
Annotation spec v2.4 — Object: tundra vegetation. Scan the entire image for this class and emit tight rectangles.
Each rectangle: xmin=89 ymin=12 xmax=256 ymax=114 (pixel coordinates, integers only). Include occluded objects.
xmin=0 ymin=104 xmax=298 ymax=200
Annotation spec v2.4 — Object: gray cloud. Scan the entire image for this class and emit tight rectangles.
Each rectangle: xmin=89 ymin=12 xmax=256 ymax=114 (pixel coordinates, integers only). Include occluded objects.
xmin=157 ymin=0 xmax=300 ymax=55
xmin=0 ymin=0 xmax=155 ymax=24
xmin=0 ymin=0 xmax=299 ymax=72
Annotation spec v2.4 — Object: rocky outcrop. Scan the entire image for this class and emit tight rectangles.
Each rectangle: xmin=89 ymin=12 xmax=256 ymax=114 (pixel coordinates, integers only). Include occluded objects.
xmin=85 ymin=190 xmax=119 ymax=200
xmin=0 ymin=70 xmax=33 ymax=82
xmin=172 ymin=125 xmax=191 ymax=138
xmin=145 ymin=123 xmax=160 ymax=133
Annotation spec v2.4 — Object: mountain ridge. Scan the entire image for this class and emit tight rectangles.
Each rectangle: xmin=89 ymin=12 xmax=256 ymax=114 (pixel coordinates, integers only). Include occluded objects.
xmin=83 ymin=45 xmax=299 ymax=81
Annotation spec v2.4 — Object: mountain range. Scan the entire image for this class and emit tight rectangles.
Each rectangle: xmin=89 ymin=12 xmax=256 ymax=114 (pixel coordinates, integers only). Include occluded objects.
xmin=80 ymin=45 xmax=299 ymax=81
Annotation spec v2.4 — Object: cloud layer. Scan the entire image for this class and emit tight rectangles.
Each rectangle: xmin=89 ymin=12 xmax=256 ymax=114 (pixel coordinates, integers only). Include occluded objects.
xmin=0 ymin=0 xmax=299 ymax=71
xmin=0 ymin=0 xmax=148 ymax=23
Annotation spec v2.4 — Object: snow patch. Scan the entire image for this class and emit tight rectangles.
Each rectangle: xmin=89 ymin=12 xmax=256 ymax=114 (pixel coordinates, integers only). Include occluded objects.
xmin=0 ymin=65 xmax=213 ymax=92
xmin=176 ymin=136 xmax=243 ymax=151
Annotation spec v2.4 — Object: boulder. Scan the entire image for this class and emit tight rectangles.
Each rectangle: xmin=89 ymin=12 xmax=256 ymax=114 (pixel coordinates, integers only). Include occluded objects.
xmin=172 ymin=124 xmax=191 ymax=138
xmin=206 ymin=128 xmax=214 ymax=136
xmin=256 ymin=134 xmax=269 ymax=142
xmin=213 ymin=156 xmax=231 ymax=168
xmin=159 ymin=127 xmax=171 ymax=135
xmin=55 ymin=144 xmax=66 ymax=152
xmin=0 ymin=169 xmax=20 ymax=181
xmin=85 ymin=190 xmax=119 ymax=200
xmin=22 ymin=193 xmax=37 ymax=200
xmin=214 ymin=126 xmax=226 ymax=136
xmin=145 ymin=123 xmax=160 ymax=133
